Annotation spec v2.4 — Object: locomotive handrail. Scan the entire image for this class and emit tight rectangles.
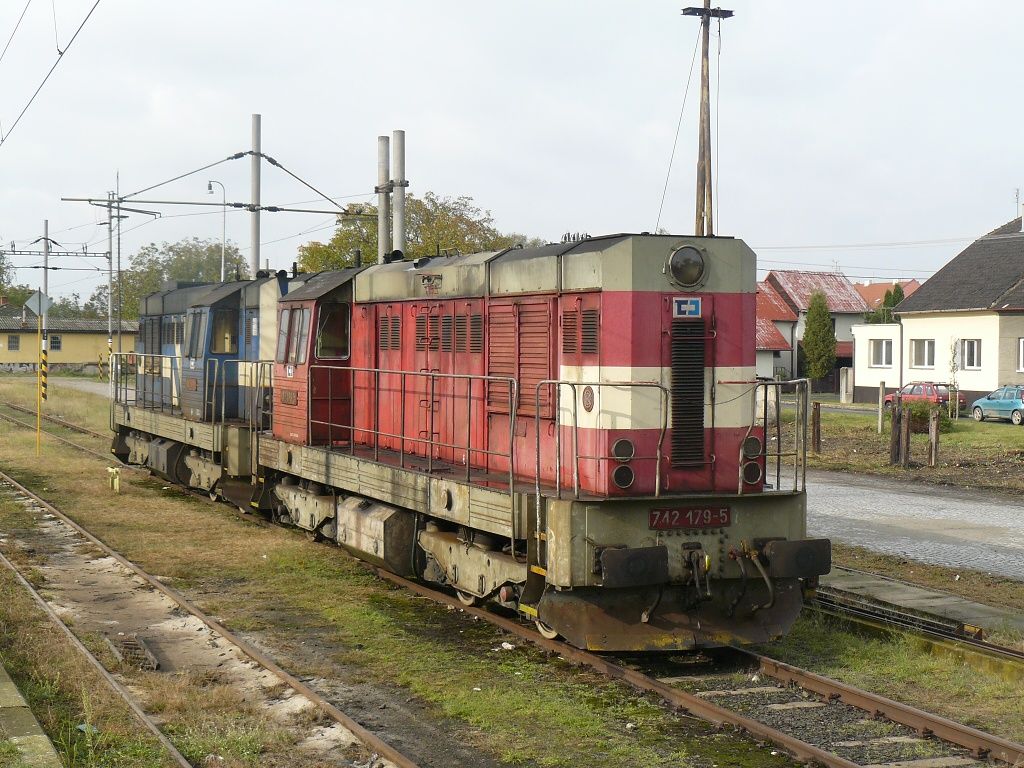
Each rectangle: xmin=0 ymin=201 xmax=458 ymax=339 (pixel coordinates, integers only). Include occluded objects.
xmin=110 ymin=353 xmax=186 ymax=416
xmin=306 ymin=365 xmax=519 ymax=499
xmin=740 ymin=378 xmax=808 ymax=495
xmin=215 ymin=358 xmax=274 ymax=425
xmin=533 ymin=380 xmax=670 ymax=507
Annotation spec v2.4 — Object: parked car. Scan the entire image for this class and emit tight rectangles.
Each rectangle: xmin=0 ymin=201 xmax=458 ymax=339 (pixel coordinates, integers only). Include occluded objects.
xmin=884 ymin=382 xmax=966 ymax=411
xmin=971 ymin=386 xmax=1024 ymax=424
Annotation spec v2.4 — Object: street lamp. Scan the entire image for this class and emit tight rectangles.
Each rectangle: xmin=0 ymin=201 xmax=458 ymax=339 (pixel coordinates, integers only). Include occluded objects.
xmin=207 ymin=180 xmax=226 ymax=281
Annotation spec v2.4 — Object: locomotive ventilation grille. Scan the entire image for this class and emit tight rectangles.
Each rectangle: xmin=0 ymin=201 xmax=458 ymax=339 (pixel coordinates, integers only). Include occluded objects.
xmin=670 ymin=319 xmax=705 ymax=466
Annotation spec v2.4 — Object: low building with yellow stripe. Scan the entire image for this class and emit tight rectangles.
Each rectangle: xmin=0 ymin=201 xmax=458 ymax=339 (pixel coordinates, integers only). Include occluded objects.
xmin=0 ymin=310 xmax=137 ymax=373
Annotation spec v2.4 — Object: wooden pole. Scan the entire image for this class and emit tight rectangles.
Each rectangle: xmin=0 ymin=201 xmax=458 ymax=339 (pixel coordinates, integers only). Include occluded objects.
xmin=877 ymin=381 xmax=885 ymax=434
xmin=889 ymin=398 xmax=900 ymax=465
xmin=900 ymin=403 xmax=912 ymax=467
xmin=928 ymin=409 xmax=939 ymax=467
xmin=811 ymin=401 xmax=821 ymax=453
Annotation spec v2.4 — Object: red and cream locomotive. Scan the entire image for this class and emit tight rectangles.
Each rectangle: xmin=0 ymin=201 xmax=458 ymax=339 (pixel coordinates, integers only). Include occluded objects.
xmin=113 ymin=232 xmax=829 ymax=651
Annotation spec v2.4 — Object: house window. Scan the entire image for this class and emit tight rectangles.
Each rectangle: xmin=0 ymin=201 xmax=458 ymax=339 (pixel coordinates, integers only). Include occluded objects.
xmin=910 ymin=339 xmax=934 ymax=368
xmin=961 ymin=338 xmax=982 ymax=370
xmin=49 ymin=335 xmax=61 ymax=352
xmin=869 ymin=338 xmax=892 ymax=367
xmin=7 ymin=335 xmax=19 ymax=351
xmin=1019 ymin=338 xmax=1024 ymax=372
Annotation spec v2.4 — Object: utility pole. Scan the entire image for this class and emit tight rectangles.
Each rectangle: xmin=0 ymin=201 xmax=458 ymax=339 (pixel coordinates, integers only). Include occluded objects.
xmin=684 ymin=0 xmax=732 ymax=237
xmin=106 ymin=192 xmax=113 ymax=365
xmin=42 ymin=219 xmax=49 ymax=402
xmin=250 ymin=113 xmax=261 ymax=278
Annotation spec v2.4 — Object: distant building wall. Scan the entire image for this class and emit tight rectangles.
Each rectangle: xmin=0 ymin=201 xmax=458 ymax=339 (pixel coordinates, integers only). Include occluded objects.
xmin=0 ymin=331 xmax=136 ymax=366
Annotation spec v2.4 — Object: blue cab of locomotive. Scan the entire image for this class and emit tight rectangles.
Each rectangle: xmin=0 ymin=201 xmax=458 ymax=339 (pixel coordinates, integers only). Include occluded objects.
xmin=179 ymin=272 xmax=291 ymax=422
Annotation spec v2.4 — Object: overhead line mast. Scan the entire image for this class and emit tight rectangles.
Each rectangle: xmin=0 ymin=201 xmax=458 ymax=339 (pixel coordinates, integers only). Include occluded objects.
xmin=683 ymin=0 xmax=732 ymax=237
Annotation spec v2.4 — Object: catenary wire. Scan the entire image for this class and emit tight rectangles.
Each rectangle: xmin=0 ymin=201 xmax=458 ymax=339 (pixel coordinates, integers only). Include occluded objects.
xmin=0 ymin=0 xmax=33 ymax=67
xmin=655 ymin=25 xmax=702 ymax=232
xmin=0 ymin=0 xmax=101 ymax=148
xmin=121 ymin=152 xmax=247 ymax=199
xmin=49 ymin=0 xmax=60 ymax=53
xmin=261 ymin=154 xmax=348 ymax=211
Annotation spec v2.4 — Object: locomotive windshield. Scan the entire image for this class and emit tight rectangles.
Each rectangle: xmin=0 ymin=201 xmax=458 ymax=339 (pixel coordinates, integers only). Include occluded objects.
xmin=315 ymin=303 xmax=350 ymax=359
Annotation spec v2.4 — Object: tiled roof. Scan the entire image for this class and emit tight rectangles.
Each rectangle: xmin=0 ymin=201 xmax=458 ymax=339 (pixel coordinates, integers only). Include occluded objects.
xmin=756 ymin=282 xmax=798 ymax=322
xmin=0 ymin=317 xmax=138 ymax=333
xmin=755 ymin=317 xmax=791 ymax=351
xmin=855 ymin=279 xmax=920 ymax=309
xmin=897 ymin=218 xmax=1024 ymax=313
xmin=765 ymin=270 xmax=868 ymax=314
xmin=836 ymin=340 xmax=853 ymax=358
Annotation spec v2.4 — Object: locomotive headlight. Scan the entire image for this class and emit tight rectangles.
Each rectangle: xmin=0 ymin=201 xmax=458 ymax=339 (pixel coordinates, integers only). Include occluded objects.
xmin=666 ymin=245 xmax=707 ymax=288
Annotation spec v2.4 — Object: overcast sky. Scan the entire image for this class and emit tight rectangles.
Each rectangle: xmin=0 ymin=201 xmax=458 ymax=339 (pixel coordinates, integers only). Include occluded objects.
xmin=1 ymin=1 xmax=1022 ymax=302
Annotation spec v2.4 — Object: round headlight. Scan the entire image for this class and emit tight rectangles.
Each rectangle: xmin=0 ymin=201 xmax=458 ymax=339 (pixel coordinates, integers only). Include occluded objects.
xmin=666 ymin=245 xmax=706 ymax=288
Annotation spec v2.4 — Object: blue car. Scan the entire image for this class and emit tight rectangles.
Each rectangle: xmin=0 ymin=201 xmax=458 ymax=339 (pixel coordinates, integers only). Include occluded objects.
xmin=971 ymin=385 xmax=1024 ymax=424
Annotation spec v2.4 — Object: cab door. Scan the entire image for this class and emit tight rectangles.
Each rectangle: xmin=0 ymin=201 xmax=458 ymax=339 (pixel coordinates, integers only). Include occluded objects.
xmin=309 ymin=302 xmax=352 ymax=445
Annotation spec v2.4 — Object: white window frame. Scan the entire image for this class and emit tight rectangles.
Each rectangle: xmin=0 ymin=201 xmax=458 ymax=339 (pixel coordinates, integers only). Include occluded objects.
xmin=49 ymin=334 xmax=61 ymax=352
xmin=868 ymin=338 xmax=892 ymax=368
xmin=1018 ymin=338 xmax=1024 ymax=372
xmin=961 ymin=338 xmax=982 ymax=370
xmin=910 ymin=338 xmax=935 ymax=369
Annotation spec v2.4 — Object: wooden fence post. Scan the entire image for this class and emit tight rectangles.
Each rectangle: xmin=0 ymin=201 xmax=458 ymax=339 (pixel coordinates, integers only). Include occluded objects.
xmin=878 ymin=381 xmax=885 ymax=435
xmin=900 ymin=404 xmax=912 ymax=467
xmin=928 ymin=409 xmax=939 ymax=467
xmin=811 ymin=401 xmax=821 ymax=453
xmin=889 ymin=399 xmax=901 ymax=465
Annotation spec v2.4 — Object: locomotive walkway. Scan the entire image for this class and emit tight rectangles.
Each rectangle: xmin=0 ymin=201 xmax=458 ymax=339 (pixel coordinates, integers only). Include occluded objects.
xmin=806 ymin=469 xmax=1024 ymax=581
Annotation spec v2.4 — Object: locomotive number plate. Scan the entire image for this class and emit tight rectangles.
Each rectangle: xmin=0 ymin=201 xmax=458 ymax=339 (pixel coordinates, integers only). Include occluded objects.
xmin=649 ymin=507 xmax=731 ymax=530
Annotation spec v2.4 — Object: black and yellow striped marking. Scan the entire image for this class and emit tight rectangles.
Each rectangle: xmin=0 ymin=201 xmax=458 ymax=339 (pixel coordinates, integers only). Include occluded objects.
xmin=39 ymin=344 xmax=47 ymax=402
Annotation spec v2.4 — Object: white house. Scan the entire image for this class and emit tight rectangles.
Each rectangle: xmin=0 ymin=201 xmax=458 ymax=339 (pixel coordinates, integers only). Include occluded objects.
xmin=755 ymin=282 xmax=797 ymax=379
xmin=852 ymin=217 xmax=1024 ymax=403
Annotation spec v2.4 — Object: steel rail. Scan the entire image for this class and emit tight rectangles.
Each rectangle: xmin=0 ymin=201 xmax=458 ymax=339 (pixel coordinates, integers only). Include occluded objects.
xmin=0 ymin=549 xmax=193 ymax=768
xmin=0 ymin=407 xmax=122 ymax=465
xmin=750 ymin=651 xmax=1024 ymax=765
xmin=9 ymin=408 xmax=1023 ymax=766
xmin=0 ymin=469 xmax=419 ymax=768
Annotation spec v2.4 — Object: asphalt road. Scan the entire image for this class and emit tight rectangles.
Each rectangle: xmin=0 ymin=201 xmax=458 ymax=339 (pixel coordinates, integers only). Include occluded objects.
xmin=806 ymin=469 xmax=1024 ymax=581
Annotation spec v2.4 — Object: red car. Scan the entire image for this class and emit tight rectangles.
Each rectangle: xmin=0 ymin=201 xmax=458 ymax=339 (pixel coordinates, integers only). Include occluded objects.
xmin=884 ymin=382 xmax=966 ymax=410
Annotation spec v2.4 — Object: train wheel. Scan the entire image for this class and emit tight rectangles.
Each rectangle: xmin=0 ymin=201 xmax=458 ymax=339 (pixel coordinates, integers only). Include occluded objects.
xmin=456 ymin=591 xmax=480 ymax=607
xmin=535 ymin=620 xmax=560 ymax=640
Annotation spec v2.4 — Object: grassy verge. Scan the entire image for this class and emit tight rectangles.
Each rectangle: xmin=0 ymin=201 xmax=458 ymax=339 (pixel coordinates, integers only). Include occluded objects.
xmin=805 ymin=407 xmax=1024 ymax=492
xmin=762 ymin=611 xmax=1024 ymax=742
xmin=0 ymin=378 xmax=110 ymax=435
xmin=0 ymin=399 xmax=790 ymax=767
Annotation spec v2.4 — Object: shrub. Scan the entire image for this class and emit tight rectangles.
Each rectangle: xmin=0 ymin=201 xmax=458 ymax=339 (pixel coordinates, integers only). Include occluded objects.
xmin=903 ymin=401 xmax=953 ymax=433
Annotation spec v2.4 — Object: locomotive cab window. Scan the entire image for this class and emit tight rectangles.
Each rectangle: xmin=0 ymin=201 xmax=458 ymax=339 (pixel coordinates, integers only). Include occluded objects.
xmin=287 ymin=308 xmax=311 ymax=365
xmin=185 ymin=311 xmax=206 ymax=359
xmin=315 ymin=303 xmax=350 ymax=359
xmin=211 ymin=308 xmax=239 ymax=355
xmin=276 ymin=309 xmax=291 ymax=363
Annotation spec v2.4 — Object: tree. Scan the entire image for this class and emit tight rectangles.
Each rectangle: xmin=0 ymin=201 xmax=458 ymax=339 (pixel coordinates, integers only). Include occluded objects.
xmin=297 ymin=192 xmax=545 ymax=272
xmin=864 ymin=282 xmax=906 ymax=323
xmin=86 ymin=237 xmax=248 ymax=321
xmin=802 ymin=290 xmax=836 ymax=381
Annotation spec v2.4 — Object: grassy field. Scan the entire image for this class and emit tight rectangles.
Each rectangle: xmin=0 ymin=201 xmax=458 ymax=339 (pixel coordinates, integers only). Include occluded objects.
xmin=0 ymin=379 xmax=1021 ymax=761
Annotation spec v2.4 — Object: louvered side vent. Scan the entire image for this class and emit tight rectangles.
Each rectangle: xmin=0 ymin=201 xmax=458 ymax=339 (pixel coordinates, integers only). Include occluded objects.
xmin=441 ymin=316 xmax=453 ymax=352
xmin=428 ymin=316 xmax=440 ymax=350
xmin=390 ymin=316 xmax=401 ymax=350
xmin=519 ymin=304 xmax=552 ymax=415
xmin=454 ymin=316 xmax=468 ymax=352
xmin=469 ymin=315 xmax=484 ymax=353
xmin=562 ymin=311 xmax=579 ymax=354
xmin=581 ymin=309 xmax=599 ymax=355
xmin=487 ymin=307 xmax=515 ymax=409
xmin=415 ymin=316 xmax=427 ymax=351
xmin=378 ymin=316 xmax=390 ymax=350
xmin=670 ymin=319 xmax=706 ymax=466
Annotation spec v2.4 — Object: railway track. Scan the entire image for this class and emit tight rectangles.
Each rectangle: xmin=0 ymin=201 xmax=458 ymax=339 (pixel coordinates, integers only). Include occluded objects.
xmin=0 ymin=468 xmax=417 ymax=768
xmin=2 ymin=403 xmax=1023 ymax=767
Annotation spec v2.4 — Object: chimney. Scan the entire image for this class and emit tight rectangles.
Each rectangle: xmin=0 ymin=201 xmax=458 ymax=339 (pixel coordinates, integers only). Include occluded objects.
xmin=0 ymin=295 xmax=7 ymax=306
